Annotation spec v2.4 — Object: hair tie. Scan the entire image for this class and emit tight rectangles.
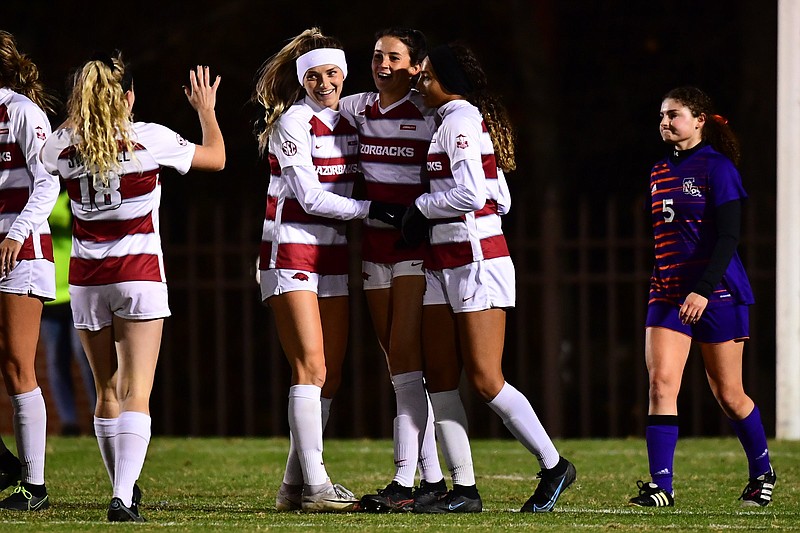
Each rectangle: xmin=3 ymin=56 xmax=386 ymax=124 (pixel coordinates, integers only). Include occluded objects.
xmin=712 ymin=114 xmax=728 ymax=125
xmin=426 ymin=44 xmax=473 ymax=95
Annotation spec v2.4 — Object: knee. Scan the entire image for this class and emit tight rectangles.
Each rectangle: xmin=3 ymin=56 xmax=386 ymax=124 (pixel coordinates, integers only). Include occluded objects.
xmin=713 ymin=386 xmax=751 ymax=418
xmin=648 ymin=373 xmax=679 ymax=405
xmin=1 ymin=359 xmax=37 ymax=395
xmin=293 ymin=359 xmax=327 ymax=388
xmin=467 ymin=371 xmax=504 ymax=402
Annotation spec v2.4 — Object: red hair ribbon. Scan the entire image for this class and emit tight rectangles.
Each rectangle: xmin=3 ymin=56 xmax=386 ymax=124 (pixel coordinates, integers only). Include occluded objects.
xmin=712 ymin=114 xmax=728 ymax=125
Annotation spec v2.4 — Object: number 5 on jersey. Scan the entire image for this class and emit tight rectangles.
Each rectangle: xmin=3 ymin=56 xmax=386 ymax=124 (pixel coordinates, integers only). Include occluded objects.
xmin=662 ymin=198 xmax=675 ymax=223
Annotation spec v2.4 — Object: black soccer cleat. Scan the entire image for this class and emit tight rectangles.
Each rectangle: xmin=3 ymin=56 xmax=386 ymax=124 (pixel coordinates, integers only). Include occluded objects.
xmin=412 ymin=478 xmax=448 ymax=508
xmin=739 ymin=468 xmax=776 ymax=507
xmin=629 ymin=480 xmax=674 ymax=507
xmin=413 ymin=487 xmax=482 ymax=514
xmin=0 ymin=483 xmax=49 ymax=511
xmin=108 ymin=497 xmax=146 ymax=522
xmin=520 ymin=456 xmax=576 ymax=512
xmin=360 ymin=480 xmax=414 ymax=513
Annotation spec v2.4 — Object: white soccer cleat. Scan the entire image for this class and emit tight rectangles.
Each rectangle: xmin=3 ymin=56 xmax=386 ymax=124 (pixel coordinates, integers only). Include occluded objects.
xmin=301 ymin=482 xmax=359 ymax=512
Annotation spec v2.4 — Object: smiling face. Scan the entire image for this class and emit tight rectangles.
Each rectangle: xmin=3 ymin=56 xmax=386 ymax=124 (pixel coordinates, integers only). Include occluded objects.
xmin=302 ymin=63 xmax=344 ymax=109
xmin=372 ymin=36 xmax=420 ymax=101
xmin=416 ymin=56 xmax=459 ymax=108
xmin=659 ymin=98 xmax=705 ymax=150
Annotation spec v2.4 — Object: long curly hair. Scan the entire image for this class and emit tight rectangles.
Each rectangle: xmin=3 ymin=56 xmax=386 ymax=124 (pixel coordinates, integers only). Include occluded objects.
xmin=0 ymin=30 xmax=57 ymax=113
xmin=252 ymin=28 xmax=344 ymax=155
xmin=66 ymin=51 xmax=134 ymax=188
xmin=448 ymin=42 xmax=516 ymax=173
xmin=663 ymin=86 xmax=741 ymax=167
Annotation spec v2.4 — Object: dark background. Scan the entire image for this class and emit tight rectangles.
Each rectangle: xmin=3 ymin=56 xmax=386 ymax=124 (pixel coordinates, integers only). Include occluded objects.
xmin=4 ymin=0 xmax=778 ymax=438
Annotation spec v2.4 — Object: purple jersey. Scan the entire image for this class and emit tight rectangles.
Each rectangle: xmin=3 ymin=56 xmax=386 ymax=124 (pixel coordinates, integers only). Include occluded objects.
xmin=648 ymin=144 xmax=754 ymax=307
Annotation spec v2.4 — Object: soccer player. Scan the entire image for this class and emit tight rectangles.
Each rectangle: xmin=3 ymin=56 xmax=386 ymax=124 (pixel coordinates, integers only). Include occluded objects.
xmin=629 ymin=86 xmax=775 ymax=508
xmin=338 ymin=28 xmax=447 ymax=512
xmin=403 ymin=42 xmax=576 ymax=513
xmin=40 ymin=52 xmax=225 ymax=521
xmin=253 ymin=27 xmax=392 ymax=513
xmin=0 ymin=30 xmax=58 ymax=512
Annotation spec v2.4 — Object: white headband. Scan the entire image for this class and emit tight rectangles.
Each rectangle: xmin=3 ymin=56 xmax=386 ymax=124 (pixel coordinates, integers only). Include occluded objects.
xmin=295 ymin=48 xmax=348 ymax=85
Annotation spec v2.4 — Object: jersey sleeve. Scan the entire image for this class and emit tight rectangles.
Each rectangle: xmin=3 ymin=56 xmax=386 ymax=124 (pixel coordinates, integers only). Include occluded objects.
xmin=40 ymin=128 xmax=72 ymax=174
xmin=270 ymin=114 xmax=313 ymax=170
xmin=6 ymin=102 xmax=58 ymax=243
xmin=416 ymin=117 xmax=486 ymax=219
xmin=133 ymin=122 xmax=196 ymax=175
xmin=338 ymin=93 xmax=368 ymax=129
xmin=709 ymin=157 xmax=747 ymax=206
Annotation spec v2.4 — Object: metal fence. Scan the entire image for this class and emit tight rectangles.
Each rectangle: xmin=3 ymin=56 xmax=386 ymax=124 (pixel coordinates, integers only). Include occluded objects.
xmin=147 ymin=190 xmax=776 ymax=439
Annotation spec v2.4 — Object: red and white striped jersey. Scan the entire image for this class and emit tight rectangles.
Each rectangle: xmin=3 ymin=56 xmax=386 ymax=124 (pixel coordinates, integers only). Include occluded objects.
xmin=416 ymin=99 xmax=511 ymax=271
xmin=260 ymin=97 xmax=367 ymax=276
xmin=340 ymin=90 xmax=435 ymax=263
xmin=40 ymin=122 xmax=196 ymax=286
xmin=0 ymin=87 xmax=57 ymax=262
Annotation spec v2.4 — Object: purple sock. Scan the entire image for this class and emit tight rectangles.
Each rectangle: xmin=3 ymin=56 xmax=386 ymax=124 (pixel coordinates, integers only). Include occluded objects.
xmin=646 ymin=415 xmax=679 ymax=494
xmin=730 ymin=405 xmax=771 ymax=479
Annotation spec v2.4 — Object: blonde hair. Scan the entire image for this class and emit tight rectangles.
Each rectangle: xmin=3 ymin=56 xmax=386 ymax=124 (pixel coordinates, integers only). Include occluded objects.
xmin=0 ymin=30 xmax=57 ymax=114
xmin=66 ymin=52 xmax=134 ymax=187
xmin=252 ymin=28 xmax=343 ymax=154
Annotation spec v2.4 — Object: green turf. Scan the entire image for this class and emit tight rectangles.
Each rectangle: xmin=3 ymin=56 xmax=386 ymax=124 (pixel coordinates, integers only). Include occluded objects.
xmin=0 ymin=436 xmax=797 ymax=531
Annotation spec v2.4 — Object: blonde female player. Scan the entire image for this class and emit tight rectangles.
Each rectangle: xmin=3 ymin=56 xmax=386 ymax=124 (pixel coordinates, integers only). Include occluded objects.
xmin=40 ymin=52 xmax=225 ymax=522
xmin=253 ymin=27 xmax=392 ymax=512
xmin=404 ymin=42 xmax=576 ymax=513
xmin=0 ymin=30 xmax=58 ymax=512
xmin=338 ymin=28 xmax=446 ymax=512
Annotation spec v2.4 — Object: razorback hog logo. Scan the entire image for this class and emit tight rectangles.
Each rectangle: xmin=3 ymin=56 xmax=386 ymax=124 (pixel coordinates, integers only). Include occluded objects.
xmin=455 ymin=134 xmax=468 ymax=149
xmin=292 ymin=272 xmax=310 ymax=281
xmin=282 ymin=140 xmax=298 ymax=156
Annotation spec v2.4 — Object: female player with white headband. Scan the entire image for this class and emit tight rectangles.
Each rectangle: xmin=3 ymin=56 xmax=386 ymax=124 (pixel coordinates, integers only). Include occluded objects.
xmin=253 ymin=27 xmax=394 ymax=512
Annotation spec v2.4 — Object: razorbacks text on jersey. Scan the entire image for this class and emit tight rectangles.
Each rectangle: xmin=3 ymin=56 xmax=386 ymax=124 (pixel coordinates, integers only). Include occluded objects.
xmin=340 ymin=91 xmax=435 ymax=263
xmin=648 ymin=144 xmax=754 ymax=306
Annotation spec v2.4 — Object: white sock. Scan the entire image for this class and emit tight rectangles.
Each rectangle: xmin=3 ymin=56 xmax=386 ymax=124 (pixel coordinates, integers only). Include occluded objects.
xmin=113 ymin=411 xmax=151 ymax=507
xmin=11 ymin=387 xmax=47 ymax=485
xmin=94 ymin=417 xmax=118 ymax=485
xmin=429 ymin=389 xmax=475 ymax=486
xmin=487 ymin=382 xmax=560 ymax=469
xmin=391 ymin=371 xmax=428 ymax=487
xmin=283 ymin=395 xmax=332 ymax=486
xmin=288 ymin=385 xmax=328 ymax=486
xmin=418 ymin=392 xmax=444 ymax=482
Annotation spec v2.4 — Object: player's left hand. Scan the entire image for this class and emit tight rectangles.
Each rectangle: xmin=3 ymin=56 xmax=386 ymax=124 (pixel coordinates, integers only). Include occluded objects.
xmin=680 ymin=292 xmax=708 ymax=325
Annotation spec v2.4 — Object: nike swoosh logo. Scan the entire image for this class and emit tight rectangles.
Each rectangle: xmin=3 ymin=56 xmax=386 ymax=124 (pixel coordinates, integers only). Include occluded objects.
xmin=448 ymin=501 xmax=466 ymax=510
xmin=315 ymin=144 xmax=323 ymax=149
xmin=532 ymin=478 xmax=564 ymax=512
xmin=411 ymin=261 xmax=423 ymax=266
xmin=387 ymin=213 xmax=395 ymax=219
xmin=462 ymin=295 xmax=475 ymax=302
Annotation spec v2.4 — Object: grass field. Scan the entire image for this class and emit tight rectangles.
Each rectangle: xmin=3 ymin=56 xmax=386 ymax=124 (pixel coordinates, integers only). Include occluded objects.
xmin=0 ymin=435 xmax=797 ymax=531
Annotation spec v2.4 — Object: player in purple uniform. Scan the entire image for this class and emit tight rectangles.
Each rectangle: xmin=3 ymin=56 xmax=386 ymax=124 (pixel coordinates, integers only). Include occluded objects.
xmin=629 ymin=86 xmax=775 ymax=507
xmin=402 ymin=42 xmax=576 ymax=514
xmin=339 ymin=28 xmax=447 ymax=513
xmin=0 ymin=30 xmax=58 ymax=512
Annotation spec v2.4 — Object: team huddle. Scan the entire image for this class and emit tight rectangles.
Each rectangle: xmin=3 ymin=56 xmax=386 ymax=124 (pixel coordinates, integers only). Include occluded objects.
xmin=0 ymin=25 xmax=775 ymax=522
